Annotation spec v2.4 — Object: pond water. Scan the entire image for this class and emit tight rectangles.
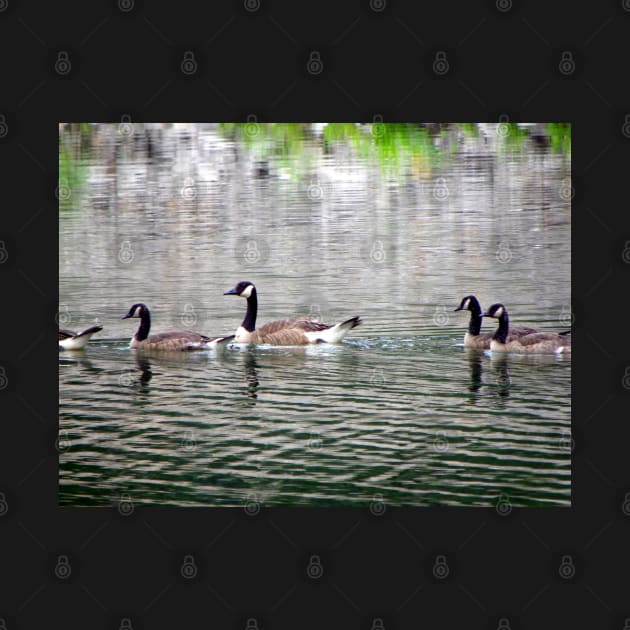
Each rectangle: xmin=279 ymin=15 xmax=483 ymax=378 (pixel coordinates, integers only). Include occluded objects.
xmin=59 ymin=123 xmax=571 ymax=507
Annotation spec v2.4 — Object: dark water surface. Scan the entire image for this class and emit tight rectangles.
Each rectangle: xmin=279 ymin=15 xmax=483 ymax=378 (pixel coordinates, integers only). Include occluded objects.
xmin=59 ymin=123 xmax=571 ymax=507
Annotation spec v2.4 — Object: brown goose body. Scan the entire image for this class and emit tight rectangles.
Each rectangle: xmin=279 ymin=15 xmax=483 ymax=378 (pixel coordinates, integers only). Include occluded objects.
xmin=454 ymin=295 xmax=537 ymax=349
xmin=122 ymin=303 xmax=234 ymax=351
xmin=59 ymin=325 xmax=103 ymax=350
xmin=225 ymin=281 xmax=361 ymax=345
xmin=483 ymin=303 xmax=572 ymax=355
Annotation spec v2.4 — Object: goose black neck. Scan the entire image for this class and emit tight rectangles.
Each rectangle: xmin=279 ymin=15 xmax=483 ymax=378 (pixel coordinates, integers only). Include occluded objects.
xmin=242 ymin=288 xmax=258 ymax=332
xmin=467 ymin=298 xmax=483 ymax=336
xmin=493 ymin=309 xmax=509 ymax=344
xmin=136 ymin=310 xmax=151 ymax=341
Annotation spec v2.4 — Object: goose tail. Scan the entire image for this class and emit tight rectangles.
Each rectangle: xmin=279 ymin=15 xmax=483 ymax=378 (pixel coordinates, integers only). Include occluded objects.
xmin=307 ymin=316 xmax=362 ymax=344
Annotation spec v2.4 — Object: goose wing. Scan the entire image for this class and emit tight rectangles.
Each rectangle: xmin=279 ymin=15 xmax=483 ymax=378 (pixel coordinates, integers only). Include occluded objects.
xmin=515 ymin=332 xmax=571 ymax=347
xmin=509 ymin=325 xmax=539 ymax=337
xmin=254 ymin=327 xmax=312 ymax=345
xmin=143 ymin=331 xmax=212 ymax=351
xmin=256 ymin=318 xmax=331 ymax=336
xmin=74 ymin=325 xmax=103 ymax=338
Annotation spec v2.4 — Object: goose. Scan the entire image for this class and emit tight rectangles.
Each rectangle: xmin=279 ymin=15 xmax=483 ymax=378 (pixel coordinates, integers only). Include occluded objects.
xmin=454 ymin=295 xmax=537 ymax=349
xmin=121 ymin=303 xmax=234 ymax=351
xmin=223 ymin=281 xmax=361 ymax=345
xmin=482 ymin=303 xmax=572 ymax=354
xmin=59 ymin=325 xmax=103 ymax=350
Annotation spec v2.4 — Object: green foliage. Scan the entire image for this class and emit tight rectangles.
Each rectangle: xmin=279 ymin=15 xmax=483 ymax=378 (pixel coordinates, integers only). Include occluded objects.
xmin=58 ymin=124 xmax=91 ymax=209
xmin=546 ymin=123 xmax=571 ymax=153
xmin=58 ymin=122 xmax=570 ymax=199
xmin=216 ymin=122 xmax=569 ymax=178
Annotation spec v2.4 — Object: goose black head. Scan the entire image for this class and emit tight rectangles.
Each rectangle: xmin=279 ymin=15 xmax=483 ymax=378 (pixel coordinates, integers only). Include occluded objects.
xmin=454 ymin=295 xmax=481 ymax=313
xmin=122 ymin=303 xmax=148 ymax=319
xmin=224 ymin=281 xmax=256 ymax=299
xmin=482 ymin=303 xmax=506 ymax=319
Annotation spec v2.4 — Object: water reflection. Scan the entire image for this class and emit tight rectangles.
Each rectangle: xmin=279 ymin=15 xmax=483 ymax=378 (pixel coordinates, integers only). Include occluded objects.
xmin=464 ymin=348 xmax=484 ymax=394
xmin=241 ymin=347 xmax=260 ymax=401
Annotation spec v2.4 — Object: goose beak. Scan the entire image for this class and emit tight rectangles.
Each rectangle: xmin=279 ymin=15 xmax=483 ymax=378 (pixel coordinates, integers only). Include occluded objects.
xmin=224 ymin=287 xmax=238 ymax=296
xmin=482 ymin=311 xmax=491 ymax=317
xmin=453 ymin=306 xmax=463 ymax=312
xmin=121 ymin=313 xmax=132 ymax=319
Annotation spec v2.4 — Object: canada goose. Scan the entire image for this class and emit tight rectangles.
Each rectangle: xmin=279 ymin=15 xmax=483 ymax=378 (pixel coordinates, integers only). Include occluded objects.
xmin=483 ymin=303 xmax=572 ymax=354
xmin=59 ymin=325 xmax=103 ymax=350
xmin=121 ymin=303 xmax=234 ymax=351
xmin=454 ymin=295 xmax=537 ymax=349
xmin=223 ymin=281 xmax=361 ymax=345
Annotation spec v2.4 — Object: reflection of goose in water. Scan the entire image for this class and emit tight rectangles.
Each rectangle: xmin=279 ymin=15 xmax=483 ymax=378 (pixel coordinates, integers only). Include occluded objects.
xmin=242 ymin=349 xmax=259 ymax=400
xmin=122 ymin=303 xmax=234 ymax=351
xmin=464 ymin=348 xmax=484 ymax=394
xmin=224 ymin=281 xmax=361 ymax=345
xmin=488 ymin=351 xmax=511 ymax=398
xmin=133 ymin=354 xmax=153 ymax=385
xmin=483 ymin=304 xmax=571 ymax=354
xmin=58 ymin=354 xmax=102 ymax=375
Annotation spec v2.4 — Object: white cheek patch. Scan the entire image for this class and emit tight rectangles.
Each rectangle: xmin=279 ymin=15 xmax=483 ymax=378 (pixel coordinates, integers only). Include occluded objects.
xmin=134 ymin=306 xmax=142 ymax=317
xmin=495 ymin=306 xmax=504 ymax=318
xmin=463 ymin=298 xmax=470 ymax=309
xmin=240 ymin=284 xmax=254 ymax=298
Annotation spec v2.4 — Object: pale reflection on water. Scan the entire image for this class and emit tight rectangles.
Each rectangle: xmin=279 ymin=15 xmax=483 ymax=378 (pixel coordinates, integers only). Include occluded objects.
xmin=59 ymin=123 xmax=570 ymax=507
